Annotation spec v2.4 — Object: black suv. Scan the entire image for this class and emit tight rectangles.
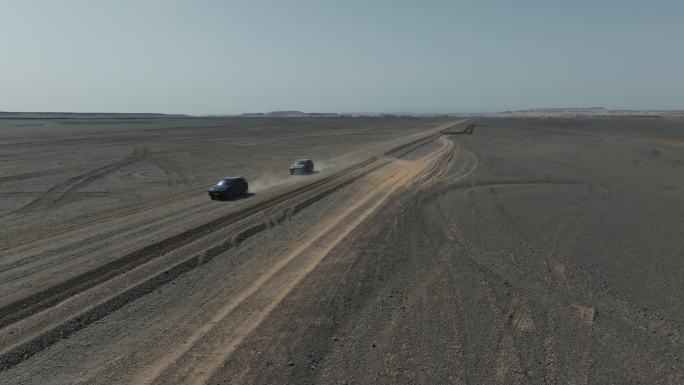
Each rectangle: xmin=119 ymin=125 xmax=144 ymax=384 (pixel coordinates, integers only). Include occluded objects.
xmin=208 ymin=177 xmax=249 ymax=200
xmin=290 ymin=159 xmax=314 ymax=175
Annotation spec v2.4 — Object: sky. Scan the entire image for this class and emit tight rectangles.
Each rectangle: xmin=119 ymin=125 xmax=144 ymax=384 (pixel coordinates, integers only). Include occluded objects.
xmin=1 ymin=0 xmax=683 ymax=114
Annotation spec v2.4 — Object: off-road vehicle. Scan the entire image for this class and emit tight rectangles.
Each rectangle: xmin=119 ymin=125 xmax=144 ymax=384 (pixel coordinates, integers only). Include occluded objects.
xmin=290 ymin=159 xmax=314 ymax=175
xmin=208 ymin=177 xmax=249 ymax=200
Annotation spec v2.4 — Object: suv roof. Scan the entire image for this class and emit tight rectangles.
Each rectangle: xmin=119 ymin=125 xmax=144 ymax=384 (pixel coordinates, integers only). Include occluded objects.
xmin=221 ymin=176 xmax=244 ymax=180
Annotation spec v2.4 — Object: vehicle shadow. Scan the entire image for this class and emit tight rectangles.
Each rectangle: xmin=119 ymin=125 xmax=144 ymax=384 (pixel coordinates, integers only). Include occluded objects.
xmin=291 ymin=170 xmax=320 ymax=176
xmin=213 ymin=192 xmax=255 ymax=202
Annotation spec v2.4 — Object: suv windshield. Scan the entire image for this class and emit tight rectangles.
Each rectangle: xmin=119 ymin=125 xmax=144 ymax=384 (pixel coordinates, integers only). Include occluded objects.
xmin=217 ymin=179 xmax=234 ymax=187
xmin=295 ymin=160 xmax=308 ymax=165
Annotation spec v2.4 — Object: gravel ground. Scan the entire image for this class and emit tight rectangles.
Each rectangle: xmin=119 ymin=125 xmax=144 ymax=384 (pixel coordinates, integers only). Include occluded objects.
xmin=1 ymin=116 xmax=683 ymax=384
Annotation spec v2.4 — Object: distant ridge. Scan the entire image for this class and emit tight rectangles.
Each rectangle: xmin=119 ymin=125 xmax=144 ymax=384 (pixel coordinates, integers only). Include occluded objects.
xmin=0 ymin=111 xmax=188 ymax=119
xmin=239 ymin=111 xmax=346 ymax=118
xmin=237 ymin=108 xmax=684 ymax=118
xmin=2 ymin=108 xmax=683 ymax=120
xmin=496 ymin=107 xmax=684 ymax=118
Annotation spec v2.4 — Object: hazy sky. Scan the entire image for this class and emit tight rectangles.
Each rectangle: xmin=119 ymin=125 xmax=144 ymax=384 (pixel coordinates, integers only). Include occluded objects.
xmin=1 ymin=0 xmax=683 ymax=114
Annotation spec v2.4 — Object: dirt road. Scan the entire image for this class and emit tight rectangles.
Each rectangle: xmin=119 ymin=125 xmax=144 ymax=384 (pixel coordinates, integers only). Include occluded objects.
xmin=1 ymin=117 xmax=683 ymax=384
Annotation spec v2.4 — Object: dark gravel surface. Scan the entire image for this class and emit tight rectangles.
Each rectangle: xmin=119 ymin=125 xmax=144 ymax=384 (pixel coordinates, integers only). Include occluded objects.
xmin=1 ymin=117 xmax=683 ymax=384
xmin=209 ymin=117 xmax=684 ymax=385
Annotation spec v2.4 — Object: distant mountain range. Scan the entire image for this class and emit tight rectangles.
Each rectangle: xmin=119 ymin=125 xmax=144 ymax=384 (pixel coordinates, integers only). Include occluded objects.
xmin=1 ymin=108 xmax=683 ymax=119
xmin=494 ymin=107 xmax=684 ymax=118
xmin=0 ymin=111 xmax=188 ymax=119
xmin=238 ymin=111 xmax=346 ymax=118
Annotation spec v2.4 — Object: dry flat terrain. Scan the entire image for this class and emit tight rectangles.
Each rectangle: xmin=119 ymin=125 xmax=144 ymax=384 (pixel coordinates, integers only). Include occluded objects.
xmin=1 ymin=116 xmax=683 ymax=384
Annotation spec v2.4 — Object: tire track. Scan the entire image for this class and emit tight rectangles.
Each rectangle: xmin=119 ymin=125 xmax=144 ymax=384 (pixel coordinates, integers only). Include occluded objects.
xmin=442 ymin=123 xmax=479 ymax=135
xmin=439 ymin=207 xmax=522 ymax=384
xmin=12 ymin=149 xmax=148 ymax=214
xmin=484 ymin=184 xmax=594 ymax=384
xmin=442 ymin=144 xmax=479 ymax=187
xmin=132 ymin=134 xmax=456 ymax=385
xmin=0 ymin=130 xmax=455 ymax=371
xmin=435 ymin=225 xmax=471 ymax=385
xmin=542 ymin=314 xmax=558 ymax=385
xmin=0 ymin=124 xmax=460 ymax=316
xmin=0 ymin=168 xmax=76 ymax=184
xmin=0 ymin=156 xmax=380 ymax=330
xmin=440 ymin=179 xmax=680 ymax=385
xmin=440 ymin=214 xmax=530 ymax=385
xmin=0 ymin=186 xmax=208 ymax=248
xmin=482 ymin=184 xmax=602 ymax=385
xmin=438 ymin=183 xmax=572 ymax=385
xmin=0 ymin=198 xmax=215 ymax=283
xmin=145 ymin=154 xmax=198 ymax=187
xmin=0 ymin=157 xmax=383 ymax=370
